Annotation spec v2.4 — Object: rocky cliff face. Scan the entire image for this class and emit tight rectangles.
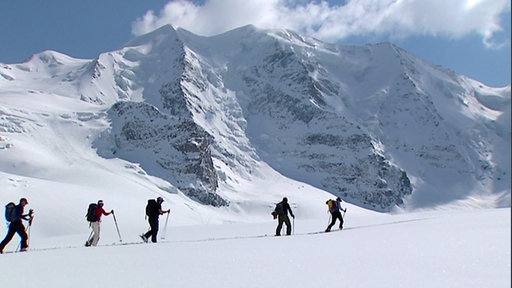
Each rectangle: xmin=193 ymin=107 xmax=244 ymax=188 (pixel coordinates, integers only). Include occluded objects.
xmin=1 ymin=25 xmax=509 ymax=211
xmin=91 ymin=29 xmax=228 ymax=206
xmin=94 ymin=101 xmax=226 ymax=206
xmin=89 ymin=25 xmax=510 ymax=211
xmin=220 ymin=37 xmax=414 ymax=210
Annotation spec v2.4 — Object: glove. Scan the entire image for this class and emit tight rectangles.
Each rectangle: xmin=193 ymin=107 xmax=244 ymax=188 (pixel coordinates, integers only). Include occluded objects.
xmin=167 ymin=209 xmax=171 ymax=213
xmin=292 ymin=215 xmax=295 ymax=219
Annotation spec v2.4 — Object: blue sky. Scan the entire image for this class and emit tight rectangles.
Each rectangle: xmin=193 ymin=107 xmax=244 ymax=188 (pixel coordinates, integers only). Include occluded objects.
xmin=1 ymin=0 xmax=510 ymax=87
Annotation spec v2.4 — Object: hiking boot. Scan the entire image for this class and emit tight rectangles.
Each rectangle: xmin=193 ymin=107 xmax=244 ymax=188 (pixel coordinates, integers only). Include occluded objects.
xmin=339 ymin=225 xmax=343 ymax=230
xmin=140 ymin=234 xmax=148 ymax=243
xmin=20 ymin=247 xmax=28 ymax=252
xmin=325 ymin=228 xmax=331 ymax=232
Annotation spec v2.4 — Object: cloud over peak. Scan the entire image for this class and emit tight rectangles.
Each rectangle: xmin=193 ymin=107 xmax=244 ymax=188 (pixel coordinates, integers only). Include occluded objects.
xmin=132 ymin=0 xmax=510 ymax=48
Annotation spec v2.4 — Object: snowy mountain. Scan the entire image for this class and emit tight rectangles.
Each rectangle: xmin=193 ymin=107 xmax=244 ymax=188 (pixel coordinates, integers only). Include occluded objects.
xmin=0 ymin=24 xmax=510 ymax=213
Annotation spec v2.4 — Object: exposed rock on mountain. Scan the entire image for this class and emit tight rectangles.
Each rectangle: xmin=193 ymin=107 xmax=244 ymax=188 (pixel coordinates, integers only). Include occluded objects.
xmin=0 ymin=25 xmax=509 ymax=211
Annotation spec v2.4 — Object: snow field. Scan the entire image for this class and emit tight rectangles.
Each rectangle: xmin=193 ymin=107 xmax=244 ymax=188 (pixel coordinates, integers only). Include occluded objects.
xmin=0 ymin=208 xmax=509 ymax=288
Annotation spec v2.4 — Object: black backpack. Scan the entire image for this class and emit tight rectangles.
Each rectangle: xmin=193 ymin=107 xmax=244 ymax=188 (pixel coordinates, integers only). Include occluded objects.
xmin=5 ymin=202 xmax=16 ymax=222
xmin=274 ymin=202 xmax=284 ymax=215
xmin=86 ymin=203 xmax=98 ymax=222
xmin=145 ymin=199 xmax=159 ymax=218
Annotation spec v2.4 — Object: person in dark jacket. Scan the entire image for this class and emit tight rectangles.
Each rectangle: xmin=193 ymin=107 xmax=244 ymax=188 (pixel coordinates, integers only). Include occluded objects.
xmin=0 ymin=198 xmax=33 ymax=253
xmin=325 ymin=197 xmax=346 ymax=232
xmin=140 ymin=197 xmax=170 ymax=243
xmin=274 ymin=197 xmax=295 ymax=236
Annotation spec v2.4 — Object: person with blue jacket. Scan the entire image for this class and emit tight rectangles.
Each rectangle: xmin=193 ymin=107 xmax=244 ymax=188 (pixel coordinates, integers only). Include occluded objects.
xmin=0 ymin=198 xmax=33 ymax=253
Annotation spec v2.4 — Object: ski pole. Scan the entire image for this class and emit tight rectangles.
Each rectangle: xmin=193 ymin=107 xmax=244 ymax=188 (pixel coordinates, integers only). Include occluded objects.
xmin=26 ymin=210 xmax=34 ymax=249
xmin=112 ymin=211 xmax=122 ymax=242
xmin=161 ymin=212 xmax=170 ymax=240
xmin=27 ymin=224 xmax=31 ymax=247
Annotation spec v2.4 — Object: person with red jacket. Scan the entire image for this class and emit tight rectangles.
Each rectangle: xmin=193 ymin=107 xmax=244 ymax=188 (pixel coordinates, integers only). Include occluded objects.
xmin=86 ymin=200 xmax=113 ymax=247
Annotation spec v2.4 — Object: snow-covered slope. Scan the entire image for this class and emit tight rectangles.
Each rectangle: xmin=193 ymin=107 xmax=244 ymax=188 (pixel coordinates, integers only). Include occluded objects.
xmin=0 ymin=25 xmax=510 ymax=217
xmin=0 ymin=208 xmax=510 ymax=288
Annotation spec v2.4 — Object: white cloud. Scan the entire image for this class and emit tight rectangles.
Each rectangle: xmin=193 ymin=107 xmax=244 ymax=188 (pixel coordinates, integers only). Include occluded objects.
xmin=132 ymin=0 xmax=511 ymax=47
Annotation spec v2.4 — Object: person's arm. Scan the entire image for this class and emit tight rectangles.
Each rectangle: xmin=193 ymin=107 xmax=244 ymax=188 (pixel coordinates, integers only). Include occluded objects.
xmin=159 ymin=208 xmax=170 ymax=214
xmin=287 ymin=204 xmax=295 ymax=218
xmin=337 ymin=201 xmax=345 ymax=212
xmin=157 ymin=203 xmax=170 ymax=214
xmin=100 ymin=207 xmax=113 ymax=216
xmin=21 ymin=209 xmax=34 ymax=221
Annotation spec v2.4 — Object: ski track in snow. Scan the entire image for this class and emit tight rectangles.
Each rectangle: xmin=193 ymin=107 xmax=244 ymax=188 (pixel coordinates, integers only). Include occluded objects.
xmin=0 ymin=208 xmax=509 ymax=288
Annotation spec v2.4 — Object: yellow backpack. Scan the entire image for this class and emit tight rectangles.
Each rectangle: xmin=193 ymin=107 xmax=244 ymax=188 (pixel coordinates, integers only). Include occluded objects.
xmin=326 ymin=199 xmax=338 ymax=213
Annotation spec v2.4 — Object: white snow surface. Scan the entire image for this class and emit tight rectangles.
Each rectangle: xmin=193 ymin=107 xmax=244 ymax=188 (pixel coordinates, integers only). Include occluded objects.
xmin=0 ymin=199 xmax=509 ymax=288
xmin=1 ymin=117 xmax=509 ymax=287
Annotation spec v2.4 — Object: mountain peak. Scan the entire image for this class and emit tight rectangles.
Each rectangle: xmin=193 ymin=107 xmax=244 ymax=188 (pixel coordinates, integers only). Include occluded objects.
xmin=27 ymin=50 xmax=83 ymax=65
xmin=0 ymin=25 xmax=509 ymax=212
xmin=125 ymin=24 xmax=180 ymax=49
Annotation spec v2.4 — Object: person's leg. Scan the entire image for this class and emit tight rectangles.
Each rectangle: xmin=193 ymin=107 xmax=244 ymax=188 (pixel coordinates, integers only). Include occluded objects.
xmin=91 ymin=222 xmax=101 ymax=246
xmin=337 ymin=212 xmax=344 ymax=229
xmin=276 ymin=216 xmax=284 ymax=236
xmin=284 ymin=216 xmax=292 ymax=235
xmin=143 ymin=219 xmax=152 ymax=240
xmin=150 ymin=218 xmax=159 ymax=243
xmin=326 ymin=213 xmax=336 ymax=232
xmin=15 ymin=223 xmax=28 ymax=250
xmin=86 ymin=223 xmax=94 ymax=246
xmin=0 ymin=223 xmax=17 ymax=252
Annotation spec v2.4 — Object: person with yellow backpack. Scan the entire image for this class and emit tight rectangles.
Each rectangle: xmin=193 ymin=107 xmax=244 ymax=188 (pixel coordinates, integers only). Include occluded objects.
xmin=325 ymin=197 xmax=346 ymax=232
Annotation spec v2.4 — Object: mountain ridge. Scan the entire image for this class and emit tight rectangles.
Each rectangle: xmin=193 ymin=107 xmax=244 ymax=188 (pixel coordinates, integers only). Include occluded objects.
xmin=0 ymin=25 xmax=510 ymax=212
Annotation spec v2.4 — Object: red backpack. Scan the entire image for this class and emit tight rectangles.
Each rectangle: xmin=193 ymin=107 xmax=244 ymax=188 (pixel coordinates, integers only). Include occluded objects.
xmin=327 ymin=199 xmax=338 ymax=213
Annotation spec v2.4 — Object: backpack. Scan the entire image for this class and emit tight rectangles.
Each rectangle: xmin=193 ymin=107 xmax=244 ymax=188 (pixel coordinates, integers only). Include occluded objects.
xmin=327 ymin=199 xmax=338 ymax=213
xmin=5 ymin=202 xmax=16 ymax=222
xmin=86 ymin=203 xmax=98 ymax=222
xmin=145 ymin=199 xmax=159 ymax=218
xmin=272 ymin=202 xmax=284 ymax=219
